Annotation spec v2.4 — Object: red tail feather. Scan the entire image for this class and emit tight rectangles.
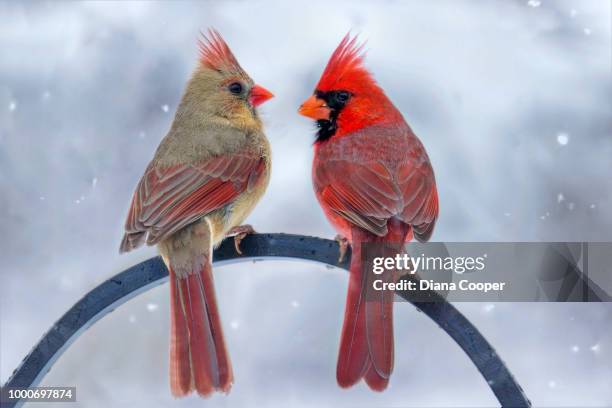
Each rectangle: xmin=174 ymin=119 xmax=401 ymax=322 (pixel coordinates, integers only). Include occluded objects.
xmin=365 ymin=362 xmax=389 ymax=391
xmin=337 ymin=221 xmax=409 ymax=391
xmin=337 ymin=254 xmax=370 ymax=387
xmin=169 ymin=259 xmax=233 ymax=397
xmin=169 ymin=274 xmax=192 ymax=395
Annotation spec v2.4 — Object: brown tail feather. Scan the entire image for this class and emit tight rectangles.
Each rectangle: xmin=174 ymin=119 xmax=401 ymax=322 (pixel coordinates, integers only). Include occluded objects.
xmin=169 ymin=259 xmax=233 ymax=397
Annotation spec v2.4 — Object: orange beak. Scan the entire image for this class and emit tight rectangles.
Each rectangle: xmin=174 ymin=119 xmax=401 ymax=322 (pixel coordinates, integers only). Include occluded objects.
xmin=249 ymin=85 xmax=274 ymax=107
xmin=298 ymin=95 xmax=331 ymax=120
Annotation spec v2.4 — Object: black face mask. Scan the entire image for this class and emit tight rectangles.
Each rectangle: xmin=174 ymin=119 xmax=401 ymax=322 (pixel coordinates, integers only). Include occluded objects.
xmin=314 ymin=90 xmax=352 ymax=142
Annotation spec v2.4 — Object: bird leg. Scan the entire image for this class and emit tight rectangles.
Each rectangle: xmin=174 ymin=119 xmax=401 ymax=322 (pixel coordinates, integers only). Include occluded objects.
xmin=226 ymin=224 xmax=255 ymax=255
xmin=335 ymin=234 xmax=350 ymax=263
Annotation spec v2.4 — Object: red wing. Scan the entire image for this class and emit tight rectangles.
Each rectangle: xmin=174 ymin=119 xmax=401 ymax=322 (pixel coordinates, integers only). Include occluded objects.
xmin=316 ymin=161 xmax=396 ymax=236
xmin=121 ymin=154 xmax=264 ymax=252
xmin=314 ymin=157 xmax=438 ymax=240
xmin=396 ymin=159 xmax=439 ymax=242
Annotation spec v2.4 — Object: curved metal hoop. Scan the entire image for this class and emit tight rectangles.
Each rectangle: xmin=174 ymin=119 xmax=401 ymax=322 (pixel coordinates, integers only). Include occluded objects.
xmin=2 ymin=234 xmax=531 ymax=407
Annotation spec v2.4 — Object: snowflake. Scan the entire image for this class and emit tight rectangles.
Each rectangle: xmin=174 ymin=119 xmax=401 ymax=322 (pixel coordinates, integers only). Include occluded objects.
xmin=482 ymin=304 xmax=495 ymax=313
xmin=556 ymin=132 xmax=569 ymax=146
xmin=146 ymin=303 xmax=159 ymax=312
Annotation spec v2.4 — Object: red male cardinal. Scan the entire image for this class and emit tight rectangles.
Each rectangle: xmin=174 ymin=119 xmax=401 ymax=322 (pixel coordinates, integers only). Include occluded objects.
xmin=120 ymin=30 xmax=273 ymax=397
xmin=299 ymin=35 xmax=439 ymax=391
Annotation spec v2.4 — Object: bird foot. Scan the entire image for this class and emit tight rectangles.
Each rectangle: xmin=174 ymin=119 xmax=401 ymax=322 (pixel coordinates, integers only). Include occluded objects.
xmin=335 ymin=234 xmax=350 ymax=263
xmin=227 ymin=225 xmax=256 ymax=255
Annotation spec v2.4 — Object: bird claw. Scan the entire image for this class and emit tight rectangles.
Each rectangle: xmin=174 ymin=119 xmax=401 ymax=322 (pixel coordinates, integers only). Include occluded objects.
xmin=335 ymin=234 xmax=350 ymax=263
xmin=227 ymin=225 xmax=256 ymax=255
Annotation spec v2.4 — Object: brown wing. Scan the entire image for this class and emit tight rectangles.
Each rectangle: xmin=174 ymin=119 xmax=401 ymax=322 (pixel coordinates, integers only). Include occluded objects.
xmin=120 ymin=153 xmax=265 ymax=252
xmin=313 ymin=131 xmax=438 ymax=241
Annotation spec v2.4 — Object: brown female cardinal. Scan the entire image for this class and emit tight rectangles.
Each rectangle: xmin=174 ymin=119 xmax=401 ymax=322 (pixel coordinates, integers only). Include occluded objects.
xmin=120 ymin=30 xmax=273 ymax=397
xmin=299 ymin=35 xmax=439 ymax=391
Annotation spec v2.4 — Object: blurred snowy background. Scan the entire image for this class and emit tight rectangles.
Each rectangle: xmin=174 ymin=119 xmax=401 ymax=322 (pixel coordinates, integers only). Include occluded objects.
xmin=1 ymin=0 xmax=611 ymax=407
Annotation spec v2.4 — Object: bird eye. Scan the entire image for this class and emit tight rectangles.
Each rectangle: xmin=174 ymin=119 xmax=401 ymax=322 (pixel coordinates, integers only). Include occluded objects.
xmin=336 ymin=91 xmax=350 ymax=103
xmin=228 ymin=82 xmax=243 ymax=95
